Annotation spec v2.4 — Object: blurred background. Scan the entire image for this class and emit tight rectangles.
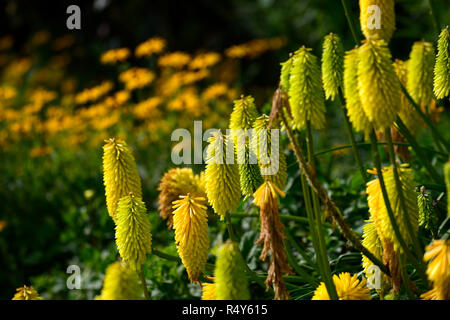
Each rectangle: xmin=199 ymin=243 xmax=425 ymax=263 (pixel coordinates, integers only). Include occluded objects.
xmin=0 ymin=0 xmax=448 ymax=299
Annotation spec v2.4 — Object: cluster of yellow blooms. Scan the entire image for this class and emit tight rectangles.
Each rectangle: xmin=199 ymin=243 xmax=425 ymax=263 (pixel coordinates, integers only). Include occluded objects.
xmin=0 ymin=30 xmax=282 ymax=155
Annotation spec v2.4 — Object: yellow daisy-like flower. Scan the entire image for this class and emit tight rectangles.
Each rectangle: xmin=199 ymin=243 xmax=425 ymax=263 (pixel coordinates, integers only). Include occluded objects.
xmin=95 ymin=262 xmax=143 ymax=300
xmin=172 ymin=195 xmax=210 ymax=283
xmin=12 ymin=285 xmax=43 ymax=300
xmin=101 ymin=48 xmax=131 ymax=64
xmin=421 ymin=240 xmax=450 ymax=300
xmin=201 ymin=280 xmax=216 ymax=300
xmin=158 ymin=51 xmax=191 ymax=68
xmin=359 ymin=0 xmax=395 ymax=43
xmin=102 ymin=138 xmax=142 ymax=220
xmin=135 ymin=37 xmax=166 ymax=58
xmin=202 ymin=83 xmax=228 ymax=101
xmin=115 ymin=193 xmax=152 ymax=269
xmin=357 ymin=38 xmax=400 ymax=130
xmin=119 ymin=68 xmax=155 ymax=91
xmin=312 ymin=272 xmax=371 ymax=300
xmin=189 ymin=52 xmax=221 ymax=69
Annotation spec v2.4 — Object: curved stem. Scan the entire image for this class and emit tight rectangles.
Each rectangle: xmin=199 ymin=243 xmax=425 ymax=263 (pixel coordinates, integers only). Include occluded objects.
xmin=280 ymin=110 xmax=390 ymax=276
xmin=395 ymin=117 xmax=442 ymax=184
xmin=385 ymin=129 xmax=428 ymax=287
xmin=306 ymin=120 xmax=338 ymax=300
xmin=369 ymin=130 xmax=427 ymax=285
xmin=139 ymin=266 xmax=150 ymax=300
xmin=399 ymin=83 xmax=450 ymax=153
xmin=427 ymin=0 xmax=441 ymax=33
xmin=338 ymin=86 xmax=368 ymax=183
xmin=341 ymin=0 xmax=360 ymax=44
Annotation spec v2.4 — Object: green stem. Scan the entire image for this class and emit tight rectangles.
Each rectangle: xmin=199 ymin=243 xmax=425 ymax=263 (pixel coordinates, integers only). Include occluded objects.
xmin=306 ymin=121 xmax=338 ymax=300
xmin=427 ymin=0 xmax=441 ymax=34
xmin=139 ymin=266 xmax=150 ymax=300
xmin=300 ymin=174 xmax=328 ymax=286
xmin=338 ymin=88 xmax=368 ymax=183
xmin=399 ymin=253 xmax=416 ymax=300
xmin=395 ymin=117 xmax=442 ymax=184
xmin=369 ymin=130 xmax=426 ymax=282
xmin=385 ymin=129 xmax=428 ymax=287
xmin=279 ymin=110 xmax=390 ymax=276
xmin=284 ymin=240 xmax=319 ymax=287
xmin=312 ymin=141 xmax=447 ymax=158
xmin=284 ymin=228 xmax=315 ymax=266
xmin=399 ymin=83 xmax=450 ymax=153
xmin=340 ymin=0 xmax=360 ymax=44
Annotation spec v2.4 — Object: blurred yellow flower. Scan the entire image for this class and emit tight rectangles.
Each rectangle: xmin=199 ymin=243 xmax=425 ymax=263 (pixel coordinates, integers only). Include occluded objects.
xmin=158 ymin=51 xmax=190 ymax=68
xmin=189 ymin=52 xmax=221 ymax=69
xmin=101 ymin=48 xmax=130 ymax=64
xmin=119 ymin=67 xmax=155 ymax=90
xmin=52 ymin=34 xmax=75 ymax=51
xmin=30 ymin=146 xmax=53 ymax=158
xmin=0 ymin=86 xmax=17 ymax=100
xmin=75 ymin=81 xmax=114 ymax=104
xmin=135 ymin=37 xmax=166 ymax=57
xmin=31 ymin=30 xmax=51 ymax=47
xmin=30 ymin=88 xmax=57 ymax=105
xmin=103 ymin=90 xmax=131 ymax=108
xmin=134 ymin=97 xmax=162 ymax=120
xmin=202 ymin=83 xmax=228 ymax=101
xmin=312 ymin=273 xmax=371 ymax=300
xmin=225 ymin=37 xmax=286 ymax=59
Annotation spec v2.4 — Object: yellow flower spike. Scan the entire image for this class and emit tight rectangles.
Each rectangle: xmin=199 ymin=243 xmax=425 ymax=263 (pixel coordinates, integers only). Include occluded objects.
xmin=279 ymin=55 xmax=293 ymax=92
xmin=357 ymin=38 xmax=400 ymax=130
xmin=421 ymin=240 xmax=450 ymax=300
xmin=215 ymin=240 xmax=250 ymax=300
xmin=366 ymin=165 xmax=418 ymax=253
xmin=201 ymin=281 xmax=216 ymax=300
xmin=359 ymin=0 xmax=395 ymax=43
xmin=288 ymin=47 xmax=326 ymax=130
xmin=12 ymin=285 xmax=43 ymax=300
xmin=393 ymin=59 xmax=422 ymax=134
xmin=434 ymin=27 xmax=450 ymax=99
xmin=157 ymin=168 xmax=206 ymax=227
xmin=115 ymin=194 xmax=152 ymax=269
xmin=343 ymin=47 xmax=372 ymax=136
xmin=312 ymin=272 xmax=371 ymax=300
xmin=172 ymin=195 xmax=210 ymax=283
xmin=102 ymin=138 xmax=142 ymax=221
xmin=407 ymin=41 xmax=435 ymax=106
xmin=96 ymin=262 xmax=143 ymax=300
xmin=361 ymin=220 xmax=383 ymax=277
xmin=229 ymin=95 xmax=263 ymax=197
xmin=204 ymin=131 xmax=241 ymax=220
xmin=321 ymin=33 xmax=344 ymax=101
xmin=251 ymin=115 xmax=287 ymax=190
